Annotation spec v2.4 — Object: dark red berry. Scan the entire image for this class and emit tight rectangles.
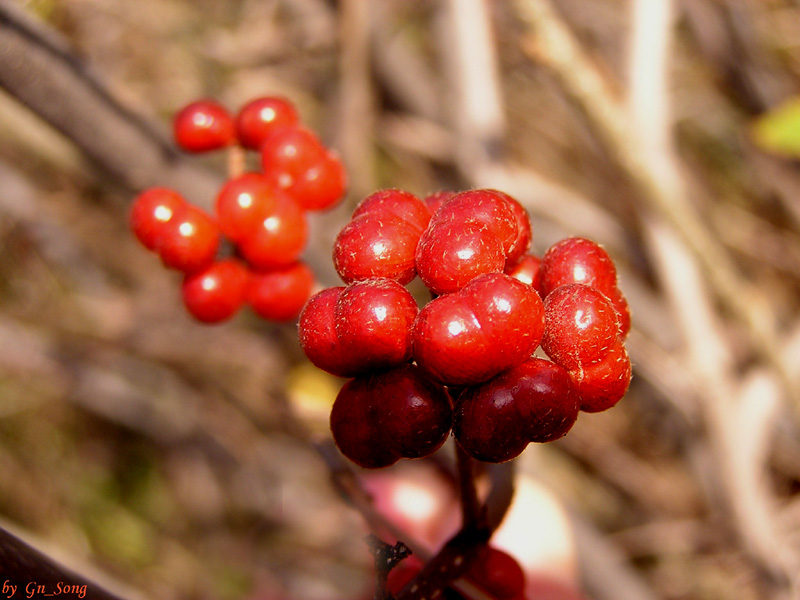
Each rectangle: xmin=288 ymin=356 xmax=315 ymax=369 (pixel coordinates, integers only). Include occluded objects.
xmin=454 ymin=358 xmax=579 ymax=463
xmin=214 ymin=173 xmax=278 ymax=242
xmin=415 ymin=219 xmax=506 ymax=296
xmin=157 ymin=204 xmax=221 ymax=273
xmin=181 ymin=259 xmax=248 ymax=323
xmin=329 ymin=364 xmax=452 ymax=469
xmin=467 ymin=546 xmax=526 ymax=599
xmin=247 ymin=261 xmax=314 ymax=322
xmin=539 ymin=237 xmax=618 ymax=297
xmin=130 ymin=187 xmax=186 ymax=251
xmin=412 ymin=273 xmax=544 ymax=386
xmin=570 ymin=336 xmax=631 ymax=413
xmin=235 ymin=96 xmax=299 ymax=150
xmin=173 ymin=99 xmax=235 ymax=153
xmin=335 ymin=279 xmax=418 ymax=373
xmin=237 ymin=192 xmax=308 ymax=269
xmin=541 ymin=283 xmax=620 ymax=370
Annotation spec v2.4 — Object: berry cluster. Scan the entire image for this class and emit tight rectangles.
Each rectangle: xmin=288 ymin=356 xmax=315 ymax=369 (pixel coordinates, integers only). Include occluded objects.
xmin=130 ymin=97 xmax=346 ymax=323
xmin=299 ymin=188 xmax=631 ymax=467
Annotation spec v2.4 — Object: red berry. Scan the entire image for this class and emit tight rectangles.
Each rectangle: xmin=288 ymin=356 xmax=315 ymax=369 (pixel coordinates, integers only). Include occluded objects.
xmin=130 ymin=187 xmax=186 ymax=251
xmin=416 ymin=219 xmax=506 ymax=296
xmin=247 ymin=261 xmax=314 ymax=322
xmin=607 ymin=286 xmax=631 ymax=338
xmin=334 ymin=215 xmax=423 ymax=285
xmin=570 ymin=336 xmax=632 ymax=413
xmin=157 ymin=204 xmax=221 ymax=273
xmin=454 ymin=358 xmax=579 ymax=462
xmin=467 ymin=547 xmax=526 ymax=599
xmin=335 ymin=279 xmax=418 ymax=372
xmin=173 ymin=99 xmax=235 ymax=153
xmin=237 ymin=192 xmax=308 ymax=269
xmin=386 ymin=555 xmax=423 ymax=596
xmin=423 ymin=190 xmax=457 ymax=214
xmin=298 ymin=287 xmax=361 ymax=377
xmin=432 ymin=189 xmax=519 ymax=258
xmin=214 ymin=173 xmax=278 ymax=242
xmin=412 ymin=273 xmax=544 ymax=386
xmin=489 ymin=189 xmax=532 ymax=265
xmin=539 ymin=237 xmax=618 ymax=297
xmin=352 ymin=189 xmax=431 ymax=232
xmin=181 ymin=259 xmax=248 ymax=323
xmin=235 ymin=96 xmax=299 ymax=150
xmin=541 ymin=283 xmax=620 ymax=370
xmin=505 ymin=253 xmax=543 ymax=294
xmin=329 ymin=364 xmax=452 ymax=469
xmin=286 ymin=151 xmax=347 ymax=211
xmin=260 ymin=125 xmax=328 ymax=189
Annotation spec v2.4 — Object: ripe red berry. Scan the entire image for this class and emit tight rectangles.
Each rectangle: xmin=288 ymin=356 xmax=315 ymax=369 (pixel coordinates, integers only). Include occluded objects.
xmin=335 ymin=279 xmax=418 ymax=372
xmin=329 ymin=364 xmax=452 ymax=469
xmin=260 ymin=125 xmax=327 ymax=188
xmin=453 ymin=358 xmax=579 ymax=463
xmin=130 ymin=187 xmax=186 ymax=251
xmin=173 ymin=99 xmax=235 ymax=153
xmin=570 ymin=336 xmax=632 ymax=413
xmin=489 ymin=189 xmax=532 ymax=265
xmin=235 ymin=96 xmax=299 ymax=150
xmin=505 ymin=253 xmax=543 ymax=294
xmin=352 ymin=189 xmax=431 ymax=232
xmin=334 ymin=215 xmax=422 ymax=285
xmin=415 ymin=219 xmax=506 ymax=296
xmin=298 ymin=287 xmax=361 ymax=377
xmin=181 ymin=259 xmax=248 ymax=323
xmin=607 ymin=286 xmax=631 ymax=338
xmin=214 ymin=173 xmax=278 ymax=242
xmin=157 ymin=204 xmax=221 ymax=273
xmin=423 ymin=190 xmax=457 ymax=214
xmin=237 ymin=192 xmax=308 ymax=269
xmin=412 ymin=273 xmax=544 ymax=386
xmin=539 ymin=237 xmax=618 ymax=297
xmin=541 ymin=283 xmax=620 ymax=370
xmin=432 ymin=190 xmax=519 ymax=258
xmin=247 ymin=261 xmax=314 ymax=322
xmin=285 ymin=151 xmax=347 ymax=211
xmin=467 ymin=546 xmax=526 ymax=600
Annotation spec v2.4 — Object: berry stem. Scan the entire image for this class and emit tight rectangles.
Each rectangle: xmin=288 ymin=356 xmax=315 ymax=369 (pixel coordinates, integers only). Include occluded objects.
xmin=456 ymin=442 xmax=484 ymax=529
xmin=227 ymin=145 xmax=246 ymax=179
xmin=366 ymin=534 xmax=411 ymax=600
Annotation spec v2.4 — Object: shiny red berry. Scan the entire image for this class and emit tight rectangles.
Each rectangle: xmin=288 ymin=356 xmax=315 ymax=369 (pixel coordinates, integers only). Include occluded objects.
xmin=237 ymin=192 xmax=308 ymax=269
xmin=329 ymin=364 xmax=452 ymax=469
xmin=607 ymin=286 xmax=631 ymax=338
xmin=181 ymin=259 xmax=248 ymax=323
xmin=298 ymin=287 xmax=360 ymax=377
xmin=235 ymin=96 xmax=299 ymax=150
xmin=432 ymin=189 xmax=519 ymax=258
xmin=247 ymin=261 xmax=314 ymax=322
xmin=286 ymin=151 xmax=347 ymax=211
xmin=453 ymin=358 xmax=579 ymax=463
xmin=214 ymin=173 xmax=278 ymax=242
xmin=489 ymin=189 xmax=532 ymax=265
xmin=423 ymin=190 xmax=457 ymax=214
xmin=541 ymin=283 xmax=620 ymax=370
xmin=130 ymin=187 xmax=186 ymax=251
xmin=352 ymin=189 xmax=432 ymax=232
xmin=415 ymin=219 xmax=506 ymax=296
xmin=335 ymin=279 xmax=418 ymax=372
xmin=539 ymin=237 xmax=618 ymax=297
xmin=570 ymin=336 xmax=632 ymax=413
xmin=173 ymin=99 xmax=235 ymax=153
xmin=260 ymin=125 xmax=327 ymax=187
xmin=412 ymin=273 xmax=544 ymax=386
xmin=157 ymin=204 xmax=221 ymax=273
